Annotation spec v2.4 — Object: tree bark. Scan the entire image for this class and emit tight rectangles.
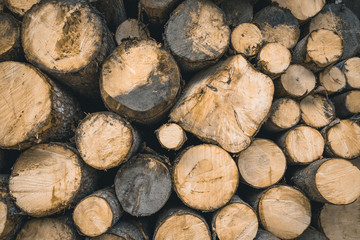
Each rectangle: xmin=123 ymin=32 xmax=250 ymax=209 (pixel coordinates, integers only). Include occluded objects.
xmin=139 ymin=0 xmax=181 ymax=25
xmin=0 ymin=13 xmax=22 ymax=62
xmin=231 ymin=23 xmax=262 ymax=57
xmin=155 ymin=123 xmax=187 ymax=151
xmin=271 ymin=0 xmax=325 ymax=21
xmin=254 ymin=229 xmax=280 ymax=240
xmin=331 ymin=90 xmax=360 ymax=118
xmin=219 ymin=0 xmax=253 ymax=27
xmin=295 ymin=226 xmax=329 ymax=240
xmin=115 ymin=19 xmax=149 ymax=45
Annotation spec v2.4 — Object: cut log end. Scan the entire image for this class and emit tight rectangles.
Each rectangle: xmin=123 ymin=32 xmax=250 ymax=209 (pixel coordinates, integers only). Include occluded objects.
xmin=4 ymin=0 xmax=40 ymax=16
xmin=332 ymin=90 xmax=360 ymax=118
xmin=258 ymin=43 xmax=291 ymax=76
xmin=155 ymin=123 xmax=187 ymax=150
xmin=300 ymin=94 xmax=335 ymax=128
xmin=0 ymin=201 xmax=7 ymax=235
xmin=231 ymin=23 xmax=262 ymax=57
xmin=343 ymin=57 xmax=360 ymax=89
xmin=271 ymin=0 xmax=325 ymax=21
xmin=173 ymin=144 xmax=239 ymax=211
xmin=115 ymin=19 xmax=149 ymax=45
xmin=0 ymin=13 xmax=20 ymax=62
xmin=319 ymin=65 xmax=346 ymax=94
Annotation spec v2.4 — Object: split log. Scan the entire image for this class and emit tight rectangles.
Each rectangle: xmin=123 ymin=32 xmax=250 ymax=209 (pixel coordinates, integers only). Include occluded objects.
xmin=322 ymin=119 xmax=360 ymax=159
xmin=292 ymin=29 xmax=343 ymax=71
xmin=342 ymin=57 xmax=360 ymax=89
xmin=309 ymin=3 xmax=360 ymax=61
xmin=16 ymin=217 xmax=79 ymax=240
xmin=264 ymin=98 xmax=301 ymax=132
xmin=253 ymin=6 xmax=300 ymax=49
xmin=0 ymin=61 xmax=81 ymax=150
xmin=299 ymin=94 xmax=336 ymax=128
xmin=89 ymin=0 xmax=127 ymax=32
xmin=164 ymin=0 xmax=230 ymax=72
xmin=219 ymin=0 xmax=253 ymax=27
xmin=315 ymin=197 xmax=360 ymax=240
xmin=170 ymin=54 xmax=274 ymax=153
xmin=114 ymin=154 xmax=172 ymax=217
xmin=249 ymin=185 xmax=311 ymax=239
xmin=139 ymin=0 xmax=180 ymax=24
xmin=257 ymin=42 xmax=291 ymax=76
xmin=22 ymin=0 xmax=115 ymax=98
xmin=331 ymin=90 xmax=360 ymax=118
xmin=4 ymin=0 xmax=40 ymax=16
xmin=254 ymin=229 xmax=280 ymax=240
xmin=319 ymin=65 xmax=346 ymax=94
xmin=274 ymin=64 xmax=316 ymax=98
xmin=295 ymin=227 xmax=329 ymax=240
xmin=173 ymin=144 xmax=239 ymax=211
xmin=9 ymin=143 xmax=97 ymax=217
xmin=278 ymin=125 xmax=325 ymax=165
xmin=90 ymin=220 xmax=149 ymax=240
xmin=0 ymin=13 xmax=21 ymax=62
xmin=115 ymin=19 xmax=149 ymax=45
xmin=153 ymin=208 xmax=211 ymax=240
xmin=100 ymin=39 xmax=181 ymax=124
xmin=73 ymin=188 xmax=123 ymax=237
xmin=292 ymin=158 xmax=360 ymax=204
xmin=155 ymin=123 xmax=187 ymax=150
xmin=231 ymin=23 xmax=262 ymax=57
xmin=212 ymin=196 xmax=258 ymax=240
xmin=237 ymin=139 xmax=286 ymax=188
xmin=75 ymin=111 xmax=141 ymax=170
xmin=271 ymin=0 xmax=325 ymax=21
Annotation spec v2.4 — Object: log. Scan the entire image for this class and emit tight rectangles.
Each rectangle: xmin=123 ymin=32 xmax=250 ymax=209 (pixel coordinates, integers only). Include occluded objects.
xmin=331 ymin=90 xmax=360 ymax=118
xmin=0 ymin=13 xmax=22 ymax=62
xmin=271 ymin=0 xmax=325 ymax=21
xmin=75 ymin=111 xmax=141 ymax=170
xmin=309 ymin=3 xmax=360 ymax=60
xmin=237 ymin=139 xmax=286 ymax=188
xmin=257 ymin=42 xmax=291 ymax=76
xmin=292 ymin=158 xmax=360 ymax=204
xmin=22 ymin=0 xmax=115 ymax=98
xmin=316 ymin=197 xmax=360 ymax=240
xmin=114 ymin=154 xmax=172 ymax=217
xmin=73 ymin=188 xmax=123 ymax=237
xmin=212 ymin=195 xmax=258 ymax=240
xmin=173 ymin=144 xmax=239 ymax=211
xmin=299 ymin=94 xmax=336 ymax=128
xmin=153 ymin=208 xmax=211 ymax=240
xmin=264 ymin=98 xmax=301 ymax=132
xmin=319 ymin=65 xmax=346 ymax=94
xmin=219 ymin=0 xmax=253 ymax=27
xmin=254 ymin=229 xmax=280 ymax=240
xmin=100 ymin=39 xmax=181 ymax=124
xmin=292 ymin=29 xmax=343 ymax=71
xmin=115 ymin=19 xmax=149 ymax=45
xmin=278 ymin=125 xmax=325 ymax=165
xmin=253 ymin=6 xmax=300 ymax=49
xmin=231 ymin=23 xmax=262 ymax=57
xmin=342 ymin=57 xmax=360 ymax=89
xmin=322 ymin=119 xmax=360 ymax=159
xmin=4 ymin=0 xmax=40 ymax=16
xmin=342 ymin=0 xmax=360 ymax=20
xmin=164 ymin=0 xmax=230 ymax=72
xmin=274 ymin=64 xmax=316 ymax=98
xmin=139 ymin=0 xmax=180 ymax=24
xmin=8 ymin=143 xmax=97 ymax=217
xmin=89 ymin=0 xmax=127 ymax=32
xmin=0 ymin=61 xmax=81 ymax=150
xmin=170 ymin=54 xmax=274 ymax=153
xmin=155 ymin=123 xmax=187 ymax=150
xmin=16 ymin=217 xmax=79 ymax=240
xmin=295 ymin=227 xmax=329 ymax=240
xmin=90 ymin=220 xmax=149 ymax=240
xmin=249 ymin=185 xmax=311 ymax=240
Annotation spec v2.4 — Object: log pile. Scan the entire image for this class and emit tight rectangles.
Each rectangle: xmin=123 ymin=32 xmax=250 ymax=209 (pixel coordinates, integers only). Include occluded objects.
xmin=0 ymin=0 xmax=360 ymax=239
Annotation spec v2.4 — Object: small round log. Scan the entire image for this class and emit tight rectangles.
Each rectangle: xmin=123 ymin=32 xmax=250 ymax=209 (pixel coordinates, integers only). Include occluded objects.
xmin=115 ymin=19 xmax=149 ymax=45
xmin=0 ymin=61 xmax=81 ymax=150
xmin=271 ymin=0 xmax=325 ymax=21
xmin=114 ymin=154 xmax=172 ymax=217
xmin=231 ymin=23 xmax=262 ymax=57
xmin=253 ymin=6 xmax=300 ymax=49
xmin=100 ymin=39 xmax=181 ymax=124
xmin=278 ymin=125 xmax=325 ymax=165
xmin=300 ymin=94 xmax=336 ymax=128
xmin=153 ymin=208 xmax=211 ymax=240
xmin=331 ymin=90 xmax=360 ymax=118
xmin=0 ymin=13 xmax=21 ymax=62
xmin=237 ymin=139 xmax=286 ymax=188
xmin=75 ymin=112 xmax=141 ymax=170
xmin=155 ymin=123 xmax=187 ymax=150
xmin=139 ymin=0 xmax=180 ymax=24
xmin=258 ymin=42 xmax=291 ymax=76
xmin=342 ymin=57 xmax=360 ymax=89
xmin=4 ymin=0 xmax=40 ymax=16
xmin=9 ymin=143 xmax=97 ymax=217
xmin=164 ymin=0 xmax=230 ymax=72
xmin=173 ymin=144 xmax=239 ymax=212
xmin=264 ymin=98 xmax=301 ymax=132
xmin=254 ymin=229 xmax=280 ymax=240
xmin=319 ymin=65 xmax=346 ymax=94
xmin=219 ymin=0 xmax=253 ymax=27
xmin=22 ymin=0 xmax=115 ymax=97
xmin=212 ymin=196 xmax=258 ymax=240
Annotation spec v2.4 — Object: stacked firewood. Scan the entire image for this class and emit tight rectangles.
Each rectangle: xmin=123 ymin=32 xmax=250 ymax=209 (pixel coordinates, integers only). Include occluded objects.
xmin=0 ymin=0 xmax=360 ymax=239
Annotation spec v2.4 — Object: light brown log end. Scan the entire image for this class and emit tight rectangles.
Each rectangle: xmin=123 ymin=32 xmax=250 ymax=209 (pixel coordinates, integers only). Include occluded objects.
xmin=319 ymin=65 xmax=346 ymax=94
xmin=231 ymin=23 xmax=262 ymax=57
xmin=300 ymin=94 xmax=335 ymax=128
xmin=156 ymin=123 xmax=187 ymax=150
xmin=343 ymin=57 xmax=360 ymax=89
xmin=258 ymin=43 xmax=291 ymax=76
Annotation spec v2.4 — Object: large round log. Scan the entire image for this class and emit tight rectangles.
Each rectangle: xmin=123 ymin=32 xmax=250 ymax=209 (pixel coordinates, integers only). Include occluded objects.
xmin=292 ymin=158 xmax=360 ymax=204
xmin=9 ymin=143 xmax=97 ymax=217
xmin=0 ymin=13 xmax=21 ymax=62
xmin=22 ymin=0 xmax=115 ymax=97
xmin=0 ymin=61 xmax=81 ymax=150
xmin=170 ymin=54 xmax=274 ymax=153
xmin=164 ymin=0 xmax=230 ymax=72
xmin=173 ymin=144 xmax=239 ymax=211
xmin=100 ymin=39 xmax=181 ymax=124
xmin=271 ymin=0 xmax=325 ymax=21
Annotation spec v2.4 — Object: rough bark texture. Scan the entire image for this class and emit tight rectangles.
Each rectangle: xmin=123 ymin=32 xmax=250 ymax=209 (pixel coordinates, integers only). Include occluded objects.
xmin=331 ymin=90 xmax=360 ymax=118
xmin=254 ymin=229 xmax=280 ymax=240
xmin=115 ymin=19 xmax=149 ymax=45
xmin=0 ymin=13 xmax=22 ymax=62
xmin=295 ymin=226 xmax=329 ymax=240
xmin=139 ymin=0 xmax=181 ymax=24
xmin=219 ymin=0 xmax=253 ymax=27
